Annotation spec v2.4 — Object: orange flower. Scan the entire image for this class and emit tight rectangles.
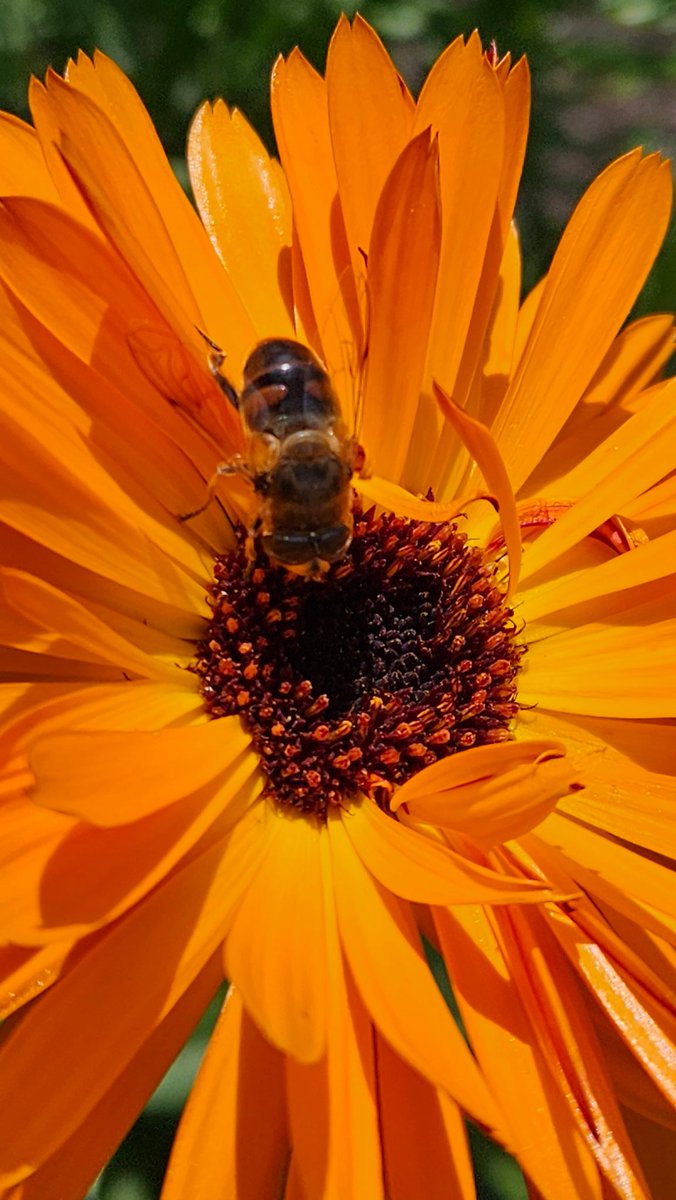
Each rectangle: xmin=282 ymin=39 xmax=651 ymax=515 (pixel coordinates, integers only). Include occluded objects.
xmin=0 ymin=14 xmax=674 ymax=1199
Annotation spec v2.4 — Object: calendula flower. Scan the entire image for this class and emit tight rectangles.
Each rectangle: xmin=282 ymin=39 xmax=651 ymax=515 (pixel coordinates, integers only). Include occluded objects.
xmin=0 ymin=13 xmax=674 ymax=1199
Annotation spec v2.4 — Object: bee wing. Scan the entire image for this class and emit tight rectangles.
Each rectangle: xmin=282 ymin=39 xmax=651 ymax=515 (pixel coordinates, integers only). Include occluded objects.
xmin=127 ymin=321 xmax=241 ymax=451
xmin=310 ymin=256 xmax=369 ymax=442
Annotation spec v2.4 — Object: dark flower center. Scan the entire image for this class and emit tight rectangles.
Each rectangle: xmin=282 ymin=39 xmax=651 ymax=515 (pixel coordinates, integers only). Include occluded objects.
xmin=192 ymin=505 xmax=524 ymax=817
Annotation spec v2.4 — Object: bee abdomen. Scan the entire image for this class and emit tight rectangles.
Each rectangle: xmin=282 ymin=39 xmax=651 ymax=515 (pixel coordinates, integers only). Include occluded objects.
xmin=241 ymin=339 xmax=339 ymax=435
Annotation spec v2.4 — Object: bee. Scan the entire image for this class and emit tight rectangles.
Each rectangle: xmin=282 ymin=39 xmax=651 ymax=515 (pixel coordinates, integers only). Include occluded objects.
xmin=205 ymin=337 xmax=360 ymax=579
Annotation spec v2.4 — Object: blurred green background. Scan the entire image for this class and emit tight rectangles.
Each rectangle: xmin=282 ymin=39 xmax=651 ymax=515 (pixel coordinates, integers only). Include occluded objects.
xmin=0 ymin=1 xmax=672 ymax=1197
xmin=1 ymin=0 xmax=674 ymax=312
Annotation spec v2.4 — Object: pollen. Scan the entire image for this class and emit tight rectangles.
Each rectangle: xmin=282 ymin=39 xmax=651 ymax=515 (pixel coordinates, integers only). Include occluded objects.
xmin=192 ymin=505 xmax=524 ymax=817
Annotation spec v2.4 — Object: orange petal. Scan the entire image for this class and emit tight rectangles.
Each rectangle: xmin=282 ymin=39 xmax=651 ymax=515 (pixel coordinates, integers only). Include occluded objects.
xmin=548 ymin=908 xmax=676 ymax=1112
xmin=522 ymin=591 xmax=676 ymax=717
xmin=605 ymin=1021 xmax=676 ymax=1132
xmin=393 ymin=738 xmax=564 ymax=801
xmin=0 ymin=570 xmax=181 ymax=682
xmin=480 ymin=221 xmax=522 ymax=387
xmin=3 ymin=688 xmax=214 ymax=948
xmin=3 ymin=755 xmax=260 ymax=945
xmin=46 ymin=85 xmax=197 ymax=329
xmin=0 ymin=803 xmax=271 ymax=1186
xmin=514 ymin=711 xmax=676 ymax=859
xmin=326 ymin=14 xmax=414 ymax=260
xmin=516 ymin=706 xmax=676 ymax=778
xmin=532 ymin=815 xmax=676 ymax=938
xmin=0 ymin=451 xmax=208 ymax=636
xmin=0 ymin=940 xmax=73 ymax=1021
xmin=285 ymin=864 xmax=384 ymax=1200
xmin=0 ymin=792 xmax=75 ymax=943
xmin=0 ymin=204 xmax=240 ymax=494
xmin=377 ymin=1032 xmax=477 ymax=1200
xmin=625 ymin=473 xmax=676 ymax=536
xmin=560 ymin=769 xmax=676 ymax=861
xmin=434 ymin=381 xmax=521 ymax=594
xmin=360 ymin=130 xmax=441 ymax=484
xmin=29 ymin=717 xmax=253 ymax=824
xmin=187 ymin=99 xmax=294 ymax=336
xmin=520 ymin=529 xmax=676 ymax=624
xmin=493 ymin=151 xmax=673 ymax=492
xmin=416 ymin=36 xmax=504 ymax=402
xmin=500 ymin=905 xmax=652 ymax=1197
xmin=342 ymin=798 xmax=556 ymax=901
xmin=0 ymin=423 xmax=207 ymax=621
xmin=271 ymin=49 xmax=359 ymax=416
xmin=496 ymin=57 xmax=531 ymax=233
xmin=28 ymin=75 xmax=101 ymax=228
xmin=79 ymin=49 xmax=255 ymax=360
xmin=622 ymin=1107 xmax=676 ymax=1200
xmin=0 ymin=192 xmax=150 ymax=379
xmin=566 ymin=313 xmax=675 ymax=434
xmin=163 ymin=987 xmax=288 ymax=1200
xmin=0 ymin=193 xmax=240 ymax=463
xmin=354 ymin=473 xmax=480 ymax=522
xmin=519 ymin=840 xmax=676 ymax=1007
xmin=224 ymin=809 xmax=328 ymax=1063
xmin=398 ymin=750 xmax=581 ymax=849
xmin=1 ymin=679 xmax=201 ymax=757
xmin=512 ymin=273 xmax=546 ymax=361
xmin=3 ymin=954 xmax=223 ymax=1200
xmin=327 ymin=811 xmax=504 ymax=1134
xmin=519 ymin=378 xmax=676 ymax=582
xmin=42 ymin=63 xmax=256 ymax=372
xmin=446 ymin=57 xmax=530 ymax=419
xmin=0 ymin=112 xmax=60 ymax=201
xmin=435 ymin=905 xmax=602 ymax=1198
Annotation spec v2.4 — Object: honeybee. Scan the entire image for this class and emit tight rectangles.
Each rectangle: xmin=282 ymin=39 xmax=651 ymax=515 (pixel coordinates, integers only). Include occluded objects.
xmin=206 ymin=337 xmax=360 ymax=579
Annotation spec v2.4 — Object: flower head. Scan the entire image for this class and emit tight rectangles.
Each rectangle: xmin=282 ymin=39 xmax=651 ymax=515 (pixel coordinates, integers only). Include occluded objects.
xmin=0 ymin=14 xmax=674 ymax=1199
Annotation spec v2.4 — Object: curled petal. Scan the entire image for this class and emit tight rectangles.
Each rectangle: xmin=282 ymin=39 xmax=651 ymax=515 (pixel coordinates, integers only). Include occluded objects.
xmin=434 ymin=380 xmax=521 ymax=595
xmin=355 ymin=473 xmax=490 ymax=523
xmin=393 ymin=739 xmax=581 ymax=847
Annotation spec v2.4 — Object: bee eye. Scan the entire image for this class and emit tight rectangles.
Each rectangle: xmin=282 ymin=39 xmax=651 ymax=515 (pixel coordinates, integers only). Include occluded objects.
xmin=249 ymin=432 xmax=281 ymax=473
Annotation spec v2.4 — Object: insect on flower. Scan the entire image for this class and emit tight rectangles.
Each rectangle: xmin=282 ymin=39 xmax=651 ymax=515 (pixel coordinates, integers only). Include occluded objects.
xmin=186 ymin=334 xmax=365 ymax=579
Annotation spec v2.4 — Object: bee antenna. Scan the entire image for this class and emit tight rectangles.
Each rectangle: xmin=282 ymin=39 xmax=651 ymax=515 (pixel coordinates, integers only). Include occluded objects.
xmin=194 ymin=325 xmax=223 ymax=355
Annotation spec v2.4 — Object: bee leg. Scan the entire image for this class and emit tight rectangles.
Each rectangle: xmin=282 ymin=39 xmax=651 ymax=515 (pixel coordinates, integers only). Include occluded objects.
xmin=244 ymin=516 xmax=263 ymax=575
xmin=208 ymin=347 xmax=239 ymax=409
xmin=178 ymin=456 xmax=251 ymax=522
xmin=194 ymin=326 xmax=240 ymax=408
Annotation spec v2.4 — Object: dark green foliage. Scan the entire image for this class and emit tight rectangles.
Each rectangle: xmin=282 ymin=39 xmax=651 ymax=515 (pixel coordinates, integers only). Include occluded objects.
xmin=1 ymin=0 xmax=673 ymax=312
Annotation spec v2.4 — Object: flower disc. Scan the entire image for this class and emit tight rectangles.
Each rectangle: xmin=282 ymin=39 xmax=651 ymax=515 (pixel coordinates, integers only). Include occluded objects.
xmin=193 ymin=505 xmax=524 ymax=814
